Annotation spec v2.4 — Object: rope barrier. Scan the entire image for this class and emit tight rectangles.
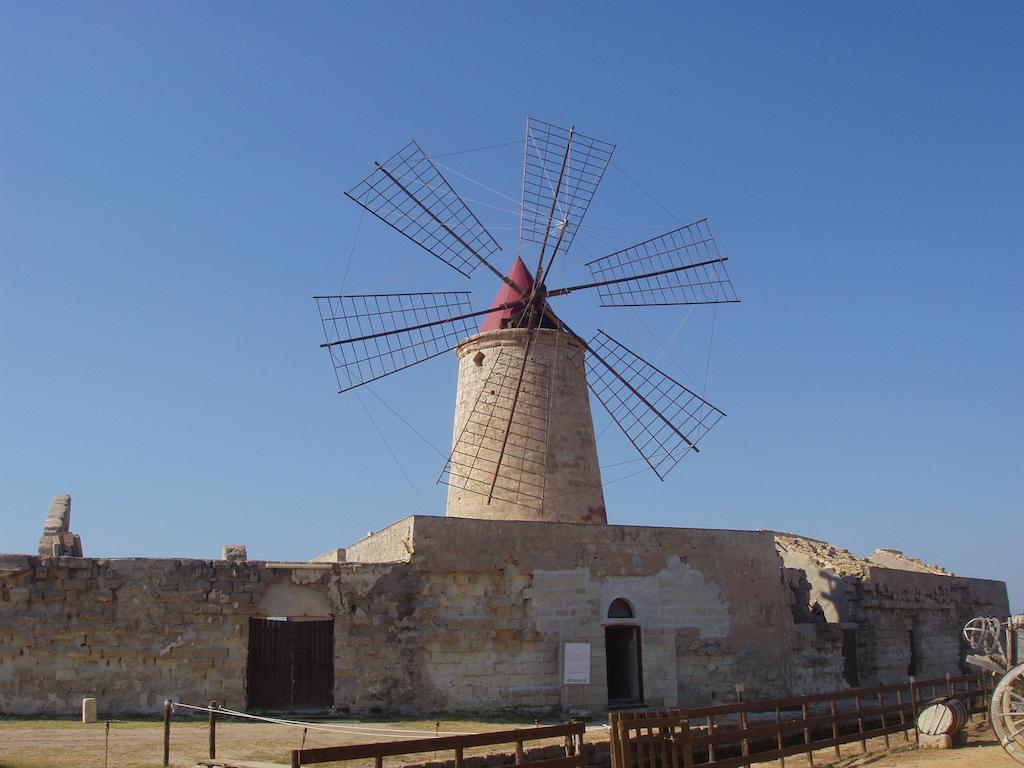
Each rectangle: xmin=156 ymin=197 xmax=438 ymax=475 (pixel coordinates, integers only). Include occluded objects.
xmin=170 ymin=701 xmax=473 ymax=737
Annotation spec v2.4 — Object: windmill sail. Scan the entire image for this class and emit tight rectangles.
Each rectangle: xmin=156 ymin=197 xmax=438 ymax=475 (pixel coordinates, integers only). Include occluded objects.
xmin=439 ymin=346 xmax=551 ymax=511
xmin=346 ymin=141 xmax=503 ymax=278
xmin=583 ymin=219 xmax=739 ymax=306
xmin=584 ymin=330 xmax=725 ymax=480
xmin=316 ymin=292 xmax=482 ymax=392
xmin=520 ymin=118 xmax=615 ymax=263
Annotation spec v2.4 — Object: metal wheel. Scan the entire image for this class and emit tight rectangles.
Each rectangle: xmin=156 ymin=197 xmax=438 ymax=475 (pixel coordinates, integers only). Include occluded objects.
xmin=991 ymin=662 xmax=1024 ymax=765
xmin=964 ymin=616 xmax=1002 ymax=654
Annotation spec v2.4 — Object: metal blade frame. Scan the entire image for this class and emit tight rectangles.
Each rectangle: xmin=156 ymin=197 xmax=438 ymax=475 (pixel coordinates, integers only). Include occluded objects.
xmin=583 ymin=219 xmax=739 ymax=306
xmin=583 ymin=330 xmax=725 ymax=480
xmin=519 ymin=118 xmax=615 ymax=263
xmin=317 ymin=291 xmax=480 ymax=392
xmin=346 ymin=140 xmax=503 ymax=279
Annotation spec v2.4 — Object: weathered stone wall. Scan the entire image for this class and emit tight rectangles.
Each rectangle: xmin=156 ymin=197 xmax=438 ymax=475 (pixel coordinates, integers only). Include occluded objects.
xmin=774 ymin=533 xmax=1009 ymax=687
xmin=0 ymin=517 xmax=798 ymax=716
xmin=345 ymin=518 xmax=415 ymax=563
xmin=1 ymin=518 xmax=1009 ymax=717
xmin=446 ymin=329 xmax=606 ymax=525
xmin=0 ymin=554 xmax=405 ymax=716
xmin=853 ymin=566 xmax=1007 ymax=685
xmin=404 ymin=516 xmax=793 ymax=710
xmin=785 ymin=624 xmax=847 ymax=694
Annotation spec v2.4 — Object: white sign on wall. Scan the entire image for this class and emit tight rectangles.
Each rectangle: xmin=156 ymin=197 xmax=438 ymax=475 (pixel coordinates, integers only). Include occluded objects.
xmin=563 ymin=642 xmax=591 ymax=685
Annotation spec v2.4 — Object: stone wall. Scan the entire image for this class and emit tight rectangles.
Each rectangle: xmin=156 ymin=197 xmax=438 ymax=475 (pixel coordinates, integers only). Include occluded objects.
xmin=774 ymin=533 xmax=1009 ymax=687
xmin=1 ymin=517 xmax=1009 ymax=717
xmin=1 ymin=517 xmax=798 ymax=716
xmin=853 ymin=566 xmax=1007 ymax=684
xmin=402 ymin=517 xmax=793 ymax=711
xmin=0 ymin=554 xmax=404 ymax=716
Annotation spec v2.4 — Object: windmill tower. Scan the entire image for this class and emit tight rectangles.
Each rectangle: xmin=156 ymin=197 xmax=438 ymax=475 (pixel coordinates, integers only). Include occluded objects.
xmin=316 ymin=118 xmax=739 ymax=525
xmin=444 ymin=257 xmax=606 ymax=524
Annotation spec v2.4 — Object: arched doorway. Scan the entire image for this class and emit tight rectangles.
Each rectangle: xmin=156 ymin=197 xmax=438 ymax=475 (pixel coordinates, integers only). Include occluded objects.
xmin=605 ymin=598 xmax=643 ymax=707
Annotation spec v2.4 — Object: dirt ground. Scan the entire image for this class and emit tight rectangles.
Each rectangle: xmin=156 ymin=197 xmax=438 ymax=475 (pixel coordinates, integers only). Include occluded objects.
xmin=0 ymin=716 xmax=1017 ymax=768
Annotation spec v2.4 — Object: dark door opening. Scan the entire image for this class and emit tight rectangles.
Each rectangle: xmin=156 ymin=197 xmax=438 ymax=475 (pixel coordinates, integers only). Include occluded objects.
xmin=841 ymin=629 xmax=859 ymax=686
xmin=247 ymin=617 xmax=334 ymax=710
xmin=907 ymin=628 xmax=918 ymax=677
xmin=605 ymin=625 xmax=643 ymax=706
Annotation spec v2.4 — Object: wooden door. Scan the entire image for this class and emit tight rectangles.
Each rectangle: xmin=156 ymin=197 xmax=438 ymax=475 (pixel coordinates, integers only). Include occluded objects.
xmin=247 ymin=617 xmax=334 ymax=710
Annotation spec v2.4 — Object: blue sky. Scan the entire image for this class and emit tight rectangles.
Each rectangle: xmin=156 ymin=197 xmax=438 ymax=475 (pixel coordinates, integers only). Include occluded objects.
xmin=1 ymin=2 xmax=1020 ymax=612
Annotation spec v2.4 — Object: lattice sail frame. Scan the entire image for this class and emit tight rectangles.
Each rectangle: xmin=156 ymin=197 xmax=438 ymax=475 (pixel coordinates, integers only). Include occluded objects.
xmin=584 ymin=219 xmax=738 ymax=306
xmin=439 ymin=347 xmax=552 ymax=510
xmin=320 ymin=118 xmax=739 ymax=495
xmin=316 ymin=292 xmax=479 ymax=392
xmin=519 ymin=118 xmax=615 ymax=258
xmin=346 ymin=141 xmax=502 ymax=277
xmin=584 ymin=330 xmax=726 ymax=480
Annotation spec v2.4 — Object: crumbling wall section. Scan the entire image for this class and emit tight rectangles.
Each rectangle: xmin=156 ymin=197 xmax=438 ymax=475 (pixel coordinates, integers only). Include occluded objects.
xmin=854 ymin=567 xmax=1008 ymax=685
xmin=0 ymin=554 xmax=411 ymax=716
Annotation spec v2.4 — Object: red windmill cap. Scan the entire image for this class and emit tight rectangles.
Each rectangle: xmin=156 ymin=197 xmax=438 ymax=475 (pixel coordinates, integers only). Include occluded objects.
xmin=480 ymin=257 xmax=533 ymax=332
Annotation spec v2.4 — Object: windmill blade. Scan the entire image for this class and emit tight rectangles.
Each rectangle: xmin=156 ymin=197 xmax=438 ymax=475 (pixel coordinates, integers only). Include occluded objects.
xmin=346 ymin=140 xmax=505 ymax=280
xmin=519 ymin=118 xmax=615 ymax=265
xmin=316 ymin=291 xmax=486 ymax=392
xmin=439 ymin=345 xmax=551 ymax=511
xmin=582 ymin=219 xmax=739 ymax=306
xmin=584 ymin=330 xmax=725 ymax=480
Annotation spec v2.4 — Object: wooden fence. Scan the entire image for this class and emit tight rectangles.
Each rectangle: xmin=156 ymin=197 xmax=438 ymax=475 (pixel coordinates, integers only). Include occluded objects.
xmin=290 ymin=720 xmax=587 ymax=768
xmin=609 ymin=673 xmax=991 ymax=768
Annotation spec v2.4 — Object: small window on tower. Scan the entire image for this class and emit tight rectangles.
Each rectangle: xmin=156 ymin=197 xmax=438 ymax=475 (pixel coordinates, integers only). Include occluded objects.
xmin=473 ymin=351 xmax=485 ymax=366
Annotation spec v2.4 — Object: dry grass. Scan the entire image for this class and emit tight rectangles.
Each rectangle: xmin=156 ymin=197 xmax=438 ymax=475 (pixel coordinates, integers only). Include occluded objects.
xmin=0 ymin=716 xmax=1016 ymax=768
xmin=0 ymin=716 xmax=543 ymax=768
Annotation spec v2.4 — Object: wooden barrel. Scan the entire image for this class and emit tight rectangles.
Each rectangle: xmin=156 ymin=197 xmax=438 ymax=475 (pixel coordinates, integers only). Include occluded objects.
xmin=917 ymin=697 xmax=968 ymax=735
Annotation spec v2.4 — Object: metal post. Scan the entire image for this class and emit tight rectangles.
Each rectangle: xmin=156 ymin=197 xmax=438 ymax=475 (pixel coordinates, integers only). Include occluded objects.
xmin=162 ymin=700 xmax=171 ymax=767
xmin=208 ymin=700 xmax=217 ymax=759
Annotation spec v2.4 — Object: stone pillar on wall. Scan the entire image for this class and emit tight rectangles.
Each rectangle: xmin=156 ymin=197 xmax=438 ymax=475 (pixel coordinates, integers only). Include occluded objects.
xmin=445 ymin=328 xmax=607 ymax=525
xmin=37 ymin=494 xmax=83 ymax=557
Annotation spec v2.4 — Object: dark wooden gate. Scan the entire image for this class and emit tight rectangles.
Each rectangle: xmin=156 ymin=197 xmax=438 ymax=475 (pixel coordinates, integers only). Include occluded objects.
xmin=247 ymin=617 xmax=334 ymax=710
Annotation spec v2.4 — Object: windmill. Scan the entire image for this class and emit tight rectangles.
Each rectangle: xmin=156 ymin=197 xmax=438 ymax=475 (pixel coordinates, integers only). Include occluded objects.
xmin=316 ymin=118 xmax=738 ymax=525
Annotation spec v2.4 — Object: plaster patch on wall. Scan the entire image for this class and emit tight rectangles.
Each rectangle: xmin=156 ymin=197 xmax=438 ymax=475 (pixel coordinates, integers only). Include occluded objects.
xmin=258 ymin=582 xmax=333 ymax=617
xmin=530 ymin=556 xmax=730 ymax=639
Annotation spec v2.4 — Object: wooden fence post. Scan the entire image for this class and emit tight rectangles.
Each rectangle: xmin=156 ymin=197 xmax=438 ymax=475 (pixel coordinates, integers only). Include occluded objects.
xmin=801 ymin=703 xmax=814 ymax=767
xmin=854 ymin=694 xmax=866 ymax=753
xmin=878 ymin=691 xmax=889 ymax=749
xmin=774 ymin=707 xmax=785 ymax=768
xmin=162 ymin=700 xmax=171 ymax=767
xmin=681 ymin=718 xmax=694 ymax=768
xmin=829 ymin=697 xmax=840 ymax=760
xmin=908 ymin=677 xmax=919 ymax=746
xmin=896 ymin=687 xmax=909 ymax=743
xmin=735 ymin=684 xmax=750 ymax=768
xmin=208 ymin=700 xmax=217 ymax=760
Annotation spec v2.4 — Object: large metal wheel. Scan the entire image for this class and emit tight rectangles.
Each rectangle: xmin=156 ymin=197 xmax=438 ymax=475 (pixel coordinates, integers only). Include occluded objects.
xmin=964 ymin=616 xmax=1003 ymax=654
xmin=992 ymin=663 xmax=1024 ymax=765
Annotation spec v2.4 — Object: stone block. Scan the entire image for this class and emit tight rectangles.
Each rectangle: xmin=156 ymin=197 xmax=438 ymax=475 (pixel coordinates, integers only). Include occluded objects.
xmin=221 ymin=545 xmax=248 ymax=563
xmin=918 ymin=730 xmax=967 ymax=749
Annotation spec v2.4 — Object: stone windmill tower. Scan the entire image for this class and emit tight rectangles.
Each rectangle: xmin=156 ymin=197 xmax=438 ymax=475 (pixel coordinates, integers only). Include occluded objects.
xmin=316 ymin=118 xmax=738 ymax=524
